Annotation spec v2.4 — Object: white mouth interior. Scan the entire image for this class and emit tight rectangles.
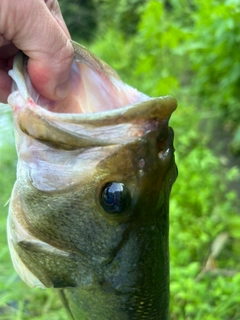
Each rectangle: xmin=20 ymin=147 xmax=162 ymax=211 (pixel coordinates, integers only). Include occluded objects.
xmin=9 ymin=52 xmax=149 ymax=114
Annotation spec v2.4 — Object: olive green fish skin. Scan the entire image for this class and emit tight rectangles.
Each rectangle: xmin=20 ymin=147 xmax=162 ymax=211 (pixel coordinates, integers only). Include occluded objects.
xmin=60 ymin=129 xmax=177 ymax=320
xmin=10 ymin=125 xmax=176 ymax=320
xmin=7 ymin=42 xmax=177 ymax=320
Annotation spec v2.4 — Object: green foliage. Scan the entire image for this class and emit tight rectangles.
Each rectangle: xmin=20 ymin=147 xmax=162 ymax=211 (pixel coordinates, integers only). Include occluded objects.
xmin=90 ymin=0 xmax=188 ymax=96
xmin=171 ymin=269 xmax=240 ymax=320
xmin=58 ymin=0 xmax=97 ymax=41
xmin=93 ymin=0 xmax=145 ymax=37
xmin=230 ymin=125 xmax=240 ymax=155
xmin=170 ymin=105 xmax=240 ymax=319
xmin=186 ymin=0 xmax=240 ymax=125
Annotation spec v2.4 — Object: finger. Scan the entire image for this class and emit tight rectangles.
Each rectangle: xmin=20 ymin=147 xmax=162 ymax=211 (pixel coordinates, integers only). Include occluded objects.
xmin=0 ymin=0 xmax=74 ymax=101
xmin=44 ymin=0 xmax=70 ymax=38
xmin=0 ymin=35 xmax=12 ymax=47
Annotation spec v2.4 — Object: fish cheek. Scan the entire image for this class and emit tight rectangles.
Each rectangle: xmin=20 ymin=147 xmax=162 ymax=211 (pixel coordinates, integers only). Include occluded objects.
xmin=15 ymin=150 xmax=131 ymax=262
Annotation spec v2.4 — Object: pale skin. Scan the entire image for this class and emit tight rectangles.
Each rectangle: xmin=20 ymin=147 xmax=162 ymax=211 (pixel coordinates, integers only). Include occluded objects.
xmin=0 ymin=0 xmax=74 ymax=103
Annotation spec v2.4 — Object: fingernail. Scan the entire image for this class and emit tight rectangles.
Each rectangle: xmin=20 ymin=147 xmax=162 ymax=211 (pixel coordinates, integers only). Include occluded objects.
xmin=55 ymin=79 xmax=70 ymax=100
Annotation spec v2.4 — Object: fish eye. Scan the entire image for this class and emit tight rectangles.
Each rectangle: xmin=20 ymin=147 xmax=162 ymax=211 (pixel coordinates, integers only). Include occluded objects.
xmin=100 ymin=182 xmax=131 ymax=214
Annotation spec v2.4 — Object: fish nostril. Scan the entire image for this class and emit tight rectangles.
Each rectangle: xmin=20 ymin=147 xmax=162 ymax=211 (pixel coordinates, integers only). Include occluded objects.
xmin=138 ymin=158 xmax=145 ymax=169
xmin=100 ymin=182 xmax=131 ymax=214
xmin=156 ymin=125 xmax=169 ymax=154
xmin=158 ymin=148 xmax=170 ymax=160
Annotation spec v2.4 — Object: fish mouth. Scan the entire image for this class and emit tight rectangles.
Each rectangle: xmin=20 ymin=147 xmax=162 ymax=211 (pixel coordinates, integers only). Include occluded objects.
xmin=8 ymin=41 xmax=177 ymax=149
xmin=9 ymin=41 xmax=151 ymax=115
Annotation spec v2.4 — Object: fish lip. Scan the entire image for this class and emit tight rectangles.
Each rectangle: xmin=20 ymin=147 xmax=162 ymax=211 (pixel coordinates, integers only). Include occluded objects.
xmin=9 ymin=86 xmax=177 ymax=150
xmin=8 ymin=48 xmax=177 ymax=123
xmin=8 ymin=47 xmax=177 ymax=148
xmin=10 ymin=88 xmax=177 ymax=122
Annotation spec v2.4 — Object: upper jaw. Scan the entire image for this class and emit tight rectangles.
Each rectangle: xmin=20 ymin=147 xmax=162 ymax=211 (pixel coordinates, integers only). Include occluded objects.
xmin=8 ymin=41 xmax=176 ymax=118
xmin=7 ymin=43 xmax=177 ymax=149
xmin=8 ymin=41 xmax=149 ymax=115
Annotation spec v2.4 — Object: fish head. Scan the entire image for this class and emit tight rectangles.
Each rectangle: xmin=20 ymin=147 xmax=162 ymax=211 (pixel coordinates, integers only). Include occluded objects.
xmin=7 ymin=41 xmax=177 ymax=318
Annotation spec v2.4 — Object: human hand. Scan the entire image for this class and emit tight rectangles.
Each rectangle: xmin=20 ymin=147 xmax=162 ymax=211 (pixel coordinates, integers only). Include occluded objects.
xmin=0 ymin=0 xmax=74 ymax=103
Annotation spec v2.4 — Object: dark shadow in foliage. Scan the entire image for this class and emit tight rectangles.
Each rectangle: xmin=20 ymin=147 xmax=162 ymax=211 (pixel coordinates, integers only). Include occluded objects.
xmin=58 ymin=0 xmax=97 ymax=42
xmin=94 ymin=0 xmax=145 ymax=38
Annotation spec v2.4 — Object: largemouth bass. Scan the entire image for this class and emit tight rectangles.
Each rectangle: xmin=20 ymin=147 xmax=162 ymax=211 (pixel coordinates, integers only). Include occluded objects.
xmin=7 ymin=41 xmax=177 ymax=320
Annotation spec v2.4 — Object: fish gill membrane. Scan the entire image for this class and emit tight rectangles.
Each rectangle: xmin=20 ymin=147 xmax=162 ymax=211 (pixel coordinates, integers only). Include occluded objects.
xmin=7 ymin=41 xmax=178 ymax=320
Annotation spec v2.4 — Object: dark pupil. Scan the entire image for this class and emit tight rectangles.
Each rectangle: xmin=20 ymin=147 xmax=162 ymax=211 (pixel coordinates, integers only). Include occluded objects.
xmin=101 ymin=182 xmax=130 ymax=214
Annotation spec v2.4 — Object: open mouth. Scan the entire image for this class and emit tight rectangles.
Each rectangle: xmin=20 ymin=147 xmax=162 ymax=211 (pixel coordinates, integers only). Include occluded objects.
xmin=8 ymin=41 xmax=151 ymax=115
xmin=7 ymin=41 xmax=177 ymax=149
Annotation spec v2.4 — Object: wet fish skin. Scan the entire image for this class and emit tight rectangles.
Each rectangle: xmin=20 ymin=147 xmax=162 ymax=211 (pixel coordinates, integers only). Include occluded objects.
xmin=7 ymin=41 xmax=177 ymax=319
xmin=59 ymin=129 xmax=177 ymax=320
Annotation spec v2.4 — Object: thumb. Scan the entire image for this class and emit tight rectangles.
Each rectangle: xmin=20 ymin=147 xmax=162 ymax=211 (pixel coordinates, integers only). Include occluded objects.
xmin=8 ymin=0 xmax=74 ymax=100
xmin=27 ymin=38 xmax=74 ymax=101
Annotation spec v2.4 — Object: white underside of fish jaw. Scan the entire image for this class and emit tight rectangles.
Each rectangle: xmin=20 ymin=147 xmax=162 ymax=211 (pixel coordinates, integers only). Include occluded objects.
xmin=8 ymin=51 xmax=149 ymax=115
